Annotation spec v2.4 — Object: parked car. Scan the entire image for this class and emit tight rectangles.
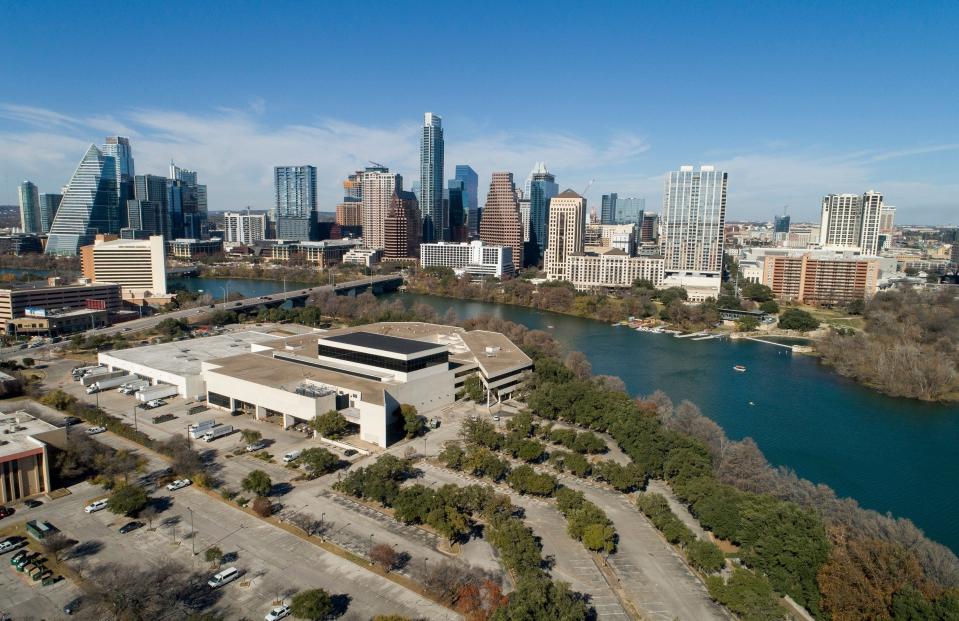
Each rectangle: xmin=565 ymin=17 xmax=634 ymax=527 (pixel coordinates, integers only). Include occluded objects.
xmin=207 ymin=566 xmax=239 ymax=588
xmin=343 ymin=449 xmax=357 ymax=457
xmin=119 ymin=521 xmax=143 ymax=534
xmin=144 ymin=399 xmax=166 ymax=409
xmin=84 ymin=499 xmax=108 ymax=513
xmin=63 ymin=416 xmax=82 ymax=426
xmin=166 ymin=478 xmax=192 ymax=491
xmin=265 ymin=604 xmax=291 ymax=621
xmin=24 ymin=499 xmax=43 ymax=508
xmin=245 ymin=441 xmax=267 ymax=452
xmin=0 ymin=537 xmax=25 ymax=554
xmin=63 ymin=597 xmax=82 ymax=615
xmin=86 ymin=426 xmax=107 ymax=435
xmin=0 ymin=506 xmax=14 ymax=519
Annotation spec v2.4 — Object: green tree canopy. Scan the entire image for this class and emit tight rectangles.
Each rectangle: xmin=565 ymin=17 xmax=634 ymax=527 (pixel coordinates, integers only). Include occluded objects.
xmin=778 ymin=308 xmax=820 ymax=332
xmin=107 ymin=484 xmax=149 ymax=516
xmin=241 ymin=469 xmax=273 ymax=497
xmin=309 ymin=410 xmax=352 ymax=439
xmin=290 ymin=588 xmax=335 ymax=620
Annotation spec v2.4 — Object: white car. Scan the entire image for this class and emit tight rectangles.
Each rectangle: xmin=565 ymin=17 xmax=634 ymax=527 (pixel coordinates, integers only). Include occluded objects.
xmin=265 ymin=605 xmax=291 ymax=621
xmin=145 ymin=399 xmax=166 ymax=409
xmin=84 ymin=499 xmax=108 ymax=513
xmin=86 ymin=426 xmax=107 ymax=435
xmin=245 ymin=441 xmax=267 ymax=452
xmin=166 ymin=478 xmax=192 ymax=491
xmin=0 ymin=538 xmax=25 ymax=553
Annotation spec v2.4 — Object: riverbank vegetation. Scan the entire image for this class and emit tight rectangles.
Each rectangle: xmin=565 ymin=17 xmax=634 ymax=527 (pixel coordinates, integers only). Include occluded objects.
xmin=817 ymin=288 xmax=959 ymax=401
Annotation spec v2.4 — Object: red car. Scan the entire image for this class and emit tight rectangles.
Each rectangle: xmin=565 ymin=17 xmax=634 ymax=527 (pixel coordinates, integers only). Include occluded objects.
xmin=0 ymin=506 xmax=14 ymax=519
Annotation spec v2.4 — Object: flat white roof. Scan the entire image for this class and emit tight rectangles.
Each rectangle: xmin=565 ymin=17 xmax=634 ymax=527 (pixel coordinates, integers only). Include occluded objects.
xmin=100 ymin=331 xmax=280 ymax=377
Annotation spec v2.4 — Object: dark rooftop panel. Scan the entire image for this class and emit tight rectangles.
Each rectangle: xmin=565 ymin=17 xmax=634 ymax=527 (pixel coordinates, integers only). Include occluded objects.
xmin=321 ymin=331 xmax=442 ymax=355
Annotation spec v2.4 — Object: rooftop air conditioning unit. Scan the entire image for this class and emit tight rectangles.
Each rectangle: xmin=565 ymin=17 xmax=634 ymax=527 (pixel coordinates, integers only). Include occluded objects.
xmin=485 ymin=346 xmax=500 ymax=357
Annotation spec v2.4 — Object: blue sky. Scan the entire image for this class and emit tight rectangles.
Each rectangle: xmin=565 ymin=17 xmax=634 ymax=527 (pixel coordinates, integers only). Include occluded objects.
xmin=1 ymin=0 xmax=957 ymax=223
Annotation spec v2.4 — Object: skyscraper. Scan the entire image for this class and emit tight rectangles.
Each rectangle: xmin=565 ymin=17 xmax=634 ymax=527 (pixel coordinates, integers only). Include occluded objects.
xmin=46 ymin=144 xmax=120 ymax=255
xmin=454 ymin=165 xmax=479 ymax=235
xmin=661 ymin=165 xmax=727 ymax=298
xmin=544 ymin=190 xmax=586 ymax=281
xmin=527 ymin=163 xmax=558 ymax=261
xmin=384 ymin=190 xmax=421 ymax=260
xmin=273 ymin=165 xmax=317 ymax=241
xmin=879 ymin=205 xmax=896 ymax=235
xmin=38 ymin=193 xmax=62 ymax=234
xmin=601 ymin=193 xmax=618 ymax=225
xmin=773 ymin=214 xmax=791 ymax=233
xmin=102 ymin=136 xmax=135 ymax=228
xmin=169 ymin=162 xmax=208 ymax=239
xmin=224 ymin=210 xmax=267 ymax=244
xmin=420 ymin=113 xmax=445 ymax=242
xmin=343 ymin=170 xmax=363 ymax=202
xmin=131 ymin=174 xmax=171 ymax=238
xmin=17 ymin=181 xmax=40 ymax=234
xmin=479 ymin=172 xmax=524 ymax=269
xmin=819 ymin=191 xmax=882 ymax=255
xmin=615 ymin=197 xmax=645 ymax=227
xmin=446 ymin=179 xmax=469 ymax=242
xmin=362 ymin=165 xmax=402 ymax=250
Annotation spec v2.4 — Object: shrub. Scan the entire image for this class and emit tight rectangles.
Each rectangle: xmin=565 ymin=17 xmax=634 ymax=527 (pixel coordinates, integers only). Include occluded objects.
xmin=705 ymin=568 xmax=785 ymax=620
xmin=635 ymin=493 xmax=694 ymax=546
xmin=507 ymin=465 xmax=558 ymax=497
xmin=252 ymin=496 xmax=272 ymax=517
xmin=687 ymin=539 xmax=726 ymax=573
xmin=241 ymin=470 xmax=272 ymax=497
xmin=778 ymin=308 xmax=820 ymax=332
xmin=290 ymin=588 xmax=334 ymax=621
xmin=107 ymin=484 xmax=149 ymax=516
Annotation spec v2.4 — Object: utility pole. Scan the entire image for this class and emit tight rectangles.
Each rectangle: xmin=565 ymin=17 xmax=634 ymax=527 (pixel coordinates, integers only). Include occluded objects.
xmin=188 ymin=506 xmax=196 ymax=555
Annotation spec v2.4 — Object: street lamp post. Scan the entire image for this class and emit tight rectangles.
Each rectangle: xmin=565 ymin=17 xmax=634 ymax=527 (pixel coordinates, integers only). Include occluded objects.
xmin=132 ymin=405 xmax=139 ymax=433
xmin=369 ymin=533 xmax=375 ymax=564
xmin=188 ymin=506 xmax=196 ymax=556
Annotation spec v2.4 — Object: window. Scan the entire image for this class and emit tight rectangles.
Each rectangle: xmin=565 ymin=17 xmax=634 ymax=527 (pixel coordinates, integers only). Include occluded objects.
xmin=207 ymin=392 xmax=230 ymax=408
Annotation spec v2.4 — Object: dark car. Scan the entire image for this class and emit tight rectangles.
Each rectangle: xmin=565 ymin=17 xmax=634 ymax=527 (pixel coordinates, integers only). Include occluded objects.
xmin=343 ymin=449 xmax=357 ymax=457
xmin=63 ymin=416 xmax=82 ymax=426
xmin=118 ymin=521 xmax=143 ymax=534
xmin=63 ymin=597 xmax=82 ymax=615
xmin=0 ymin=506 xmax=14 ymax=519
xmin=24 ymin=499 xmax=43 ymax=508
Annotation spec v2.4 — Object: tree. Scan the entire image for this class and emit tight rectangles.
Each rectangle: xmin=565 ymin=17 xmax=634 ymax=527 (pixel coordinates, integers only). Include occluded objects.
xmin=632 ymin=278 xmax=656 ymax=291
xmin=736 ymin=316 xmax=760 ymax=332
xmin=156 ymin=318 xmax=190 ymax=339
xmin=141 ymin=505 xmax=159 ymax=530
xmin=204 ymin=545 xmax=223 ymax=566
xmin=309 ymin=410 xmax=351 ymax=439
xmin=759 ymin=300 xmax=780 ymax=314
xmin=742 ymin=283 xmax=774 ymax=302
xmin=21 ymin=357 xmax=34 ymax=367
xmin=581 ymin=523 xmax=616 ymax=553
xmin=107 ymin=484 xmax=149 ymax=516
xmin=241 ymin=469 xmax=273 ymax=497
xmin=239 ymin=429 xmax=262 ymax=445
xmin=290 ymin=588 xmax=335 ymax=620
xmin=564 ymin=352 xmax=592 ymax=380
xmin=252 ymin=496 xmax=272 ymax=517
xmin=687 ymin=539 xmax=726 ymax=574
xmin=705 ymin=568 xmax=786 ymax=621
xmin=400 ymin=404 xmax=424 ymax=439
xmin=84 ymin=561 xmax=216 ymax=620
xmin=778 ymin=308 xmax=820 ymax=332
xmin=369 ymin=543 xmax=401 ymax=571
xmin=41 ymin=532 xmax=73 ymax=562
xmin=298 ymin=447 xmax=340 ymax=477
xmin=464 ymin=375 xmax=485 ymax=402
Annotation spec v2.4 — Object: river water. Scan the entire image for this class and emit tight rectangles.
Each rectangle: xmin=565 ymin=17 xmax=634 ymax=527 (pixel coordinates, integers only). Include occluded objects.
xmin=88 ymin=275 xmax=959 ymax=552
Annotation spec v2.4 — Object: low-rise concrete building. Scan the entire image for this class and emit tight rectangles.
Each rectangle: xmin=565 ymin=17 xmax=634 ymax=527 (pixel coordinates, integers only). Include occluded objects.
xmin=420 ymin=241 xmax=514 ymax=278
xmin=0 ymin=411 xmax=67 ymax=503
xmin=0 ymin=279 xmax=121 ymax=323
xmin=10 ymin=307 xmax=108 ymax=336
xmin=565 ymin=250 xmax=664 ymax=291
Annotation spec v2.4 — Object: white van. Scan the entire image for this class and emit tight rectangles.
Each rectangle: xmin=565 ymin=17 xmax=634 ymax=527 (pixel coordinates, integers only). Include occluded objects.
xmin=282 ymin=450 xmax=302 ymax=464
xmin=207 ymin=566 xmax=239 ymax=588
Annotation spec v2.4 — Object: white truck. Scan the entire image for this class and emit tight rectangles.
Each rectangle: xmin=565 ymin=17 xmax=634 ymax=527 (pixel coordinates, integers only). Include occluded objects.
xmin=86 ymin=374 xmax=136 ymax=394
xmin=188 ymin=419 xmax=216 ymax=439
xmin=80 ymin=369 xmax=125 ymax=387
xmin=136 ymin=384 xmax=179 ymax=403
xmin=118 ymin=379 xmax=150 ymax=394
xmin=200 ymin=425 xmax=233 ymax=442
xmin=72 ymin=365 xmax=103 ymax=380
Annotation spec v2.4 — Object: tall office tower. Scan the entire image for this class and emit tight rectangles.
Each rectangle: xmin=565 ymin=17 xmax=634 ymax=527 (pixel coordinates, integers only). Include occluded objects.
xmin=17 ymin=181 xmax=41 ymax=234
xmin=38 ymin=193 xmax=62 ymax=233
xmin=819 ymin=191 xmax=882 ymax=255
xmin=335 ymin=202 xmax=364 ymax=227
xmin=102 ymin=137 xmax=135 ymax=228
xmin=773 ymin=214 xmax=791 ymax=233
xmin=480 ymin=172 xmax=524 ymax=269
xmin=528 ymin=162 xmax=558 ymax=260
xmin=224 ymin=210 xmax=267 ymax=244
xmin=362 ymin=165 xmax=402 ymax=249
xmin=640 ymin=213 xmax=659 ymax=242
xmin=129 ymin=173 xmax=171 ymax=237
xmin=88 ymin=235 xmax=167 ymax=297
xmin=661 ymin=166 xmax=727 ymax=295
xmin=600 ymin=193 xmax=618 ymax=225
xmin=446 ymin=179 xmax=469 ymax=242
xmin=419 ymin=113 xmax=445 ymax=242
xmin=879 ymin=205 xmax=896 ymax=234
xmin=168 ymin=162 xmax=208 ymax=239
xmin=454 ymin=165 xmax=479 ymax=235
xmin=544 ymin=190 xmax=586 ymax=281
xmin=343 ymin=170 xmax=363 ymax=202
xmin=272 ymin=165 xmax=317 ymax=241
xmin=383 ymin=190 xmax=421 ymax=260
xmin=615 ymin=197 xmax=645 ymax=245
xmin=46 ymin=145 xmax=119 ymax=255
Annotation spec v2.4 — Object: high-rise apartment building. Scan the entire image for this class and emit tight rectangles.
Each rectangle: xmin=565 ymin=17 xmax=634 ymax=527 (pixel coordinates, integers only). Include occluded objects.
xmin=454 ymin=165 xmax=479 ymax=235
xmin=343 ymin=170 xmax=363 ymax=202
xmin=879 ymin=205 xmax=896 ymax=234
xmin=419 ymin=113 xmax=445 ymax=243
xmin=335 ymin=202 xmax=364 ymax=227
xmin=640 ymin=213 xmax=659 ymax=242
xmin=362 ymin=165 xmax=402 ymax=250
xmin=761 ymin=253 xmax=879 ymax=306
xmin=46 ymin=145 xmax=120 ymax=256
xmin=383 ymin=190 xmax=420 ymax=260
xmin=544 ymin=190 xmax=586 ymax=281
xmin=480 ymin=172 xmax=524 ymax=269
xmin=18 ymin=181 xmax=40 ymax=234
xmin=528 ymin=162 xmax=558 ymax=259
xmin=819 ymin=191 xmax=883 ymax=255
xmin=661 ymin=165 xmax=727 ymax=299
xmin=102 ymin=137 xmax=135 ymax=228
xmin=601 ymin=193 xmax=618 ymax=225
xmin=224 ymin=210 xmax=267 ymax=245
xmin=273 ymin=165 xmax=317 ymax=241
xmin=38 ymin=193 xmax=62 ymax=234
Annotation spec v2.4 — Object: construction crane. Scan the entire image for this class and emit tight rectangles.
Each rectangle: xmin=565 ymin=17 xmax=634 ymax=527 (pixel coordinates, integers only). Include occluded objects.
xmin=582 ymin=179 xmax=597 ymax=222
xmin=581 ymin=178 xmax=595 ymax=196
xmin=368 ymin=160 xmax=386 ymax=169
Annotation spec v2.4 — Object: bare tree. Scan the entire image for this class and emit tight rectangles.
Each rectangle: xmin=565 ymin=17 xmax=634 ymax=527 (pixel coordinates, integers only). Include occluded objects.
xmin=369 ymin=543 xmax=401 ymax=572
xmin=41 ymin=532 xmax=74 ymax=563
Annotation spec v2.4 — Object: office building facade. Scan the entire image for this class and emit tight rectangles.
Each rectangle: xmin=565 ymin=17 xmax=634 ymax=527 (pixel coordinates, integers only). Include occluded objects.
xmin=818 ymin=191 xmax=883 ymax=255
xmin=420 ymin=240 xmax=514 ymax=278
xmin=544 ymin=190 xmax=586 ymax=281
xmin=383 ymin=190 xmax=421 ymax=260
xmin=479 ymin=172 xmax=524 ymax=270
xmin=335 ymin=202 xmax=363 ymax=227
xmin=224 ymin=211 xmax=267 ymax=245
xmin=273 ymin=165 xmax=317 ymax=241
xmin=528 ymin=162 xmax=558 ymax=258
xmin=601 ymin=193 xmax=617 ymax=225
xmin=774 ymin=214 xmax=791 ymax=233
xmin=454 ymin=165 xmax=479 ymax=235
xmin=38 ymin=193 xmax=62 ymax=234
xmin=18 ymin=181 xmax=41 ymax=234
xmin=0 ymin=280 xmax=122 ymax=322
xmin=102 ymin=136 xmax=135 ymax=228
xmin=446 ymin=179 xmax=469 ymax=242
xmin=762 ymin=253 xmax=880 ymax=306
xmin=46 ymin=145 xmax=120 ymax=256
xmin=86 ymin=235 xmax=168 ymax=297
xmin=362 ymin=166 xmax=402 ymax=250
xmin=615 ymin=197 xmax=645 ymax=228
xmin=419 ymin=113 xmax=445 ymax=242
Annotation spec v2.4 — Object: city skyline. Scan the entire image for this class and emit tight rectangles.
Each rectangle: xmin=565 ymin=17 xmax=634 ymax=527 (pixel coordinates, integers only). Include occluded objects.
xmin=0 ymin=2 xmax=957 ymax=224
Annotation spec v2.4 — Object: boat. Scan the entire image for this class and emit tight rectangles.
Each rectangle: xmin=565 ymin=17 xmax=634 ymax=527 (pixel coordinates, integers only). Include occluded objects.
xmin=733 ymin=365 xmax=747 ymax=372
xmin=749 ymin=401 xmax=756 ymax=406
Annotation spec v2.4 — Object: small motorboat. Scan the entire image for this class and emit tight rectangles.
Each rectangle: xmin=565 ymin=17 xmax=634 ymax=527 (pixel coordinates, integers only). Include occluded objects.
xmin=733 ymin=365 xmax=747 ymax=372
xmin=749 ymin=401 xmax=756 ymax=406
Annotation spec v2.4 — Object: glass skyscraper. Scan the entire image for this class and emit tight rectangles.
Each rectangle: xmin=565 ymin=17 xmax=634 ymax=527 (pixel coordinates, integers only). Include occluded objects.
xmin=45 ymin=144 xmax=119 ymax=255
xmin=17 ymin=181 xmax=40 ymax=234
xmin=420 ymin=113 xmax=445 ymax=242
xmin=102 ymin=136 xmax=135 ymax=228
xmin=528 ymin=162 xmax=558 ymax=259
xmin=454 ymin=165 xmax=479 ymax=235
xmin=661 ymin=166 xmax=727 ymax=277
xmin=615 ymin=197 xmax=645 ymax=226
xmin=38 ymin=193 xmax=62 ymax=234
xmin=273 ymin=165 xmax=317 ymax=241
xmin=600 ymin=193 xmax=618 ymax=224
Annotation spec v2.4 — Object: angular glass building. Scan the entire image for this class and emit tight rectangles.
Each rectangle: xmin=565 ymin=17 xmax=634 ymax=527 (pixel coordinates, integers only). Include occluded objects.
xmin=17 ymin=181 xmax=41 ymax=234
xmin=454 ymin=165 xmax=479 ymax=235
xmin=528 ymin=162 xmax=558 ymax=260
xmin=38 ymin=193 xmax=62 ymax=234
xmin=45 ymin=145 xmax=119 ymax=255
